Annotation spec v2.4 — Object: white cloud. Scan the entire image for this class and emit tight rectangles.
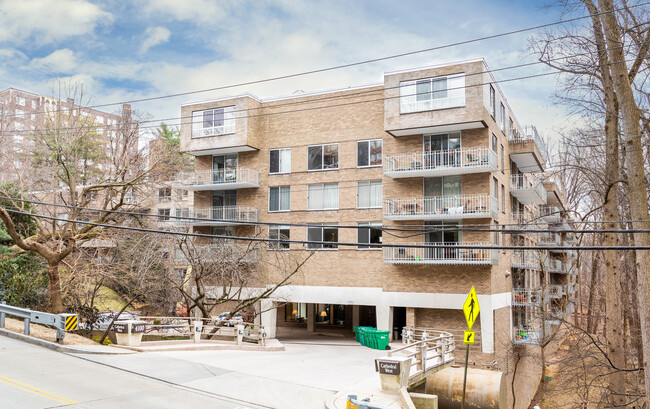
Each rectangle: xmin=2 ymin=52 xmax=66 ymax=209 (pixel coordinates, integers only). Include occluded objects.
xmin=140 ymin=0 xmax=226 ymax=24
xmin=31 ymin=49 xmax=78 ymax=73
xmin=140 ymin=27 xmax=171 ymax=54
xmin=0 ymin=0 xmax=112 ymax=44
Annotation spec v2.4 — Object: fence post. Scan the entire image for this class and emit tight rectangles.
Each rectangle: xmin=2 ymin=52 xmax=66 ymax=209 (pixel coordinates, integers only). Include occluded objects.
xmin=0 ymin=301 xmax=5 ymax=328
xmin=24 ymin=317 xmax=30 ymax=336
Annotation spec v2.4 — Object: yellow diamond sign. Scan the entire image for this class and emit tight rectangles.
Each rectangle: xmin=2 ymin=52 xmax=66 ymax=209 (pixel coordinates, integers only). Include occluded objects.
xmin=463 ymin=286 xmax=480 ymax=330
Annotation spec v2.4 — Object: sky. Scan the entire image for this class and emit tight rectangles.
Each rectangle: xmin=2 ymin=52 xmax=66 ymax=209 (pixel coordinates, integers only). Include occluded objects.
xmin=0 ymin=0 xmax=573 ymax=147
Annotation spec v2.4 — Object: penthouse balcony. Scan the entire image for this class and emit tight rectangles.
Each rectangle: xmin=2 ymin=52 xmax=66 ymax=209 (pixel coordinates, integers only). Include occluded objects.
xmin=383 ymin=194 xmax=497 ymax=221
xmin=539 ymin=206 xmax=561 ymax=222
xmin=510 ymin=174 xmax=547 ymax=205
xmin=511 ymin=250 xmax=540 ymax=269
xmin=512 ymin=288 xmax=542 ymax=306
xmin=384 ymin=147 xmax=497 ymax=178
xmin=509 ymin=125 xmax=547 ymax=173
xmin=171 ymin=206 xmax=258 ymax=226
xmin=178 ymin=168 xmax=260 ymax=191
xmin=383 ymin=242 xmax=496 ymax=265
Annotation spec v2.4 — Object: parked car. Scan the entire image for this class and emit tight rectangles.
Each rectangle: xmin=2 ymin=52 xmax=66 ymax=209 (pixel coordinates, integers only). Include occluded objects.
xmin=215 ymin=312 xmax=243 ymax=327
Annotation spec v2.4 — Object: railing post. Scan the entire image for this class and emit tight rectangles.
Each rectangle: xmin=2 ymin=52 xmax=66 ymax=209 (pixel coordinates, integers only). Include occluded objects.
xmin=24 ymin=317 xmax=30 ymax=335
xmin=0 ymin=301 xmax=5 ymax=328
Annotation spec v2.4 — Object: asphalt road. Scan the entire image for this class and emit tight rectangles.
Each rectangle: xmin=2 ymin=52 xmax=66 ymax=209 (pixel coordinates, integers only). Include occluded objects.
xmin=0 ymin=336 xmax=271 ymax=409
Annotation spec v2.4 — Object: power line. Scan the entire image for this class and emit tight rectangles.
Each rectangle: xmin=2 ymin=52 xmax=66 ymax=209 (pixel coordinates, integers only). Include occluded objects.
xmin=2 ymin=1 xmax=645 ymax=120
xmin=3 ymin=208 xmax=646 ymax=250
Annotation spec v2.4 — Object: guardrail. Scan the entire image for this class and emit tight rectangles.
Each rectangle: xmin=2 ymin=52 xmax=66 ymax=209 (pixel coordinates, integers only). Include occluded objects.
xmin=383 ymin=242 xmax=496 ymax=265
xmin=0 ymin=301 xmax=77 ymax=343
xmin=384 ymin=194 xmax=497 ymax=220
xmin=388 ymin=329 xmax=455 ymax=385
xmin=178 ymin=168 xmax=260 ymax=189
xmin=136 ymin=316 xmax=267 ymax=345
xmin=384 ymin=146 xmax=497 ymax=176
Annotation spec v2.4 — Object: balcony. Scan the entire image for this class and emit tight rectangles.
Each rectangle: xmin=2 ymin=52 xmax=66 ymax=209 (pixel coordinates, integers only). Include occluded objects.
xmin=383 ymin=242 xmax=496 ymax=265
xmin=384 ymin=147 xmax=497 ymax=178
xmin=174 ymin=243 xmax=259 ymax=263
xmin=175 ymin=206 xmax=258 ymax=226
xmin=512 ymin=288 xmax=542 ymax=306
xmin=539 ymin=206 xmax=561 ymax=222
xmin=178 ymin=168 xmax=260 ymax=191
xmin=509 ymin=125 xmax=547 ymax=173
xmin=510 ymin=174 xmax=547 ymax=205
xmin=539 ymin=232 xmax=561 ymax=246
xmin=511 ymin=250 xmax=540 ymax=269
xmin=511 ymin=212 xmax=535 ymax=232
xmin=547 ymin=284 xmax=564 ymax=299
xmin=513 ymin=326 xmax=543 ymax=345
xmin=384 ymin=195 xmax=497 ymax=221
xmin=544 ymin=258 xmax=564 ymax=273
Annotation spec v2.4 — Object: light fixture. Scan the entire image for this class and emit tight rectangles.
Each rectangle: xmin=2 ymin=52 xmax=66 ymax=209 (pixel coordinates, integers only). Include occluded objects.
xmin=292 ymin=309 xmax=298 ymax=315
xmin=320 ymin=310 xmax=328 ymax=317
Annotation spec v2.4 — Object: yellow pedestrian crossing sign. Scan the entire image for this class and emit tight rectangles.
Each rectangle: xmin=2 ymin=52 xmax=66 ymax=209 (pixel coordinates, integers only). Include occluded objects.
xmin=463 ymin=286 xmax=480 ymax=330
xmin=464 ymin=330 xmax=475 ymax=344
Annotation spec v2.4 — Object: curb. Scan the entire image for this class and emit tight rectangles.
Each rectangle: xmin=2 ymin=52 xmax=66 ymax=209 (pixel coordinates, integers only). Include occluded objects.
xmin=0 ymin=328 xmax=135 ymax=355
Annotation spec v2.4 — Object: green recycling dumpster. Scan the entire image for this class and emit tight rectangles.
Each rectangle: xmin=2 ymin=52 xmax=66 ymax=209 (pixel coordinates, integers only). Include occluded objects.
xmin=366 ymin=329 xmax=378 ymax=349
xmin=358 ymin=326 xmax=375 ymax=346
xmin=375 ymin=330 xmax=390 ymax=350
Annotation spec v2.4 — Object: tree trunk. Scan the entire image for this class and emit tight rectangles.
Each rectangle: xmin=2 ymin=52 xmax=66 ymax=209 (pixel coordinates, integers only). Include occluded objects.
xmin=598 ymin=1 xmax=650 ymax=405
xmin=47 ymin=261 xmax=64 ymax=313
xmin=587 ymin=252 xmax=600 ymax=333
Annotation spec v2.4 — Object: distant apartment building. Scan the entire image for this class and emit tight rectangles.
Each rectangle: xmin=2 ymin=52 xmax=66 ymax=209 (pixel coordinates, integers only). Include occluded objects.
xmin=177 ymin=59 xmax=578 ymax=357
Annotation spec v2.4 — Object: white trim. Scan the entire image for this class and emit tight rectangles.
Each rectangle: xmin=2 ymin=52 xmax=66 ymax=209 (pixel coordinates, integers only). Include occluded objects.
xmin=307 ymin=143 xmax=340 ymax=171
xmin=356 ymin=139 xmax=383 ymax=168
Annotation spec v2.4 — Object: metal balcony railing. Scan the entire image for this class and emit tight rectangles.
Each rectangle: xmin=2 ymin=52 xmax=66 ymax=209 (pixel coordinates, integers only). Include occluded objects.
xmin=177 ymin=206 xmax=259 ymax=225
xmin=511 ymin=250 xmax=540 ymax=269
xmin=510 ymin=125 xmax=548 ymax=158
xmin=384 ymin=147 xmax=497 ymax=177
xmin=383 ymin=194 xmax=497 ymax=220
xmin=539 ymin=232 xmax=561 ymax=246
xmin=510 ymin=173 xmax=546 ymax=204
xmin=547 ymin=284 xmax=564 ymax=298
xmin=383 ymin=242 xmax=496 ymax=265
xmin=543 ymin=258 xmax=564 ymax=273
xmin=179 ymin=168 xmax=260 ymax=190
xmin=539 ymin=205 xmax=561 ymax=221
xmin=513 ymin=326 xmax=543 ymax=345
xmin=512 ymin=288 xmax=542 ymax=306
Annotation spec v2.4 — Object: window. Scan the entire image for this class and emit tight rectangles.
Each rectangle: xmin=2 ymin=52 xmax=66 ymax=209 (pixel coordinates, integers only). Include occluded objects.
xmin=125 ymin=189 xmax=137 ymax=204
xmin=308 ymin=143 xmax=338 ymax=170
xmin=358 ymin=222 xmax=382 ymax=249
xmin=501 ymin=184 xmax=505 ymax=212
xmin=500 ymin=144 xmax=504 ymax=172
xmin=357 ymin=180 xmax=382 ymax=208
xmin=158 ymin=208 xmax=170 ymax=221
xmin=357 ymin=139 xmax=382 ymax=167
xmin=158 ymin=187 xmax=171 ymax=202
xmin=493 ymin=177 xmax=499 ymax=211
xmin=285 ymin=303 xmax=307 ymax=321
xmin=494 ymin=221 xmax=500 ymax=245
xmin=307 ymin=224 xmax=338 ymax=249
xmin=269 ymin=148 xmax=291 ymax=174
xmin=492 ymin=133 xmax=497 ymax=153
xmin=307 ymin=183 xmax=339 ymax=210
xmin=269 ymin=225 xmax=291 ymax=249
xmin=499 ymin=103 xmax=505 ymax=132
xmin=192 ymin=106 xmax=235 ymax=137
xmin=176 ymin=189 xmax=188 ymax=201
xmin=174 ymin=208 xmax=190 ymax=218
xmin=400 ymin=74 xmax=465 ymax=113
xmin=13 ymin=134 xmax=23 ymax=144
xmin=489 ymin=85 xmax=496 ymax=118
xmin=508 ymin=117 xmax=513 ymax=138
xmin=269 ymin=186 xmax=291 ymax=212
xmin=31 ymin=100 xmax=36 ymax=109
xmin=16 ymin=97 xmax=25 ymax=106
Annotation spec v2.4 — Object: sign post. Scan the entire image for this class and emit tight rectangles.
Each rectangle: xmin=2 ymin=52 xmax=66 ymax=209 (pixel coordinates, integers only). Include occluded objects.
xmin=461 ymin=286 xmax=480 ymax=409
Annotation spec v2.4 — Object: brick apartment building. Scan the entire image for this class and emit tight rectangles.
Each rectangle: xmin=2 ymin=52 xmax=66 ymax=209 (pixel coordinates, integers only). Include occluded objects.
xmin=176 ymin=59 xmax=578 ymax=355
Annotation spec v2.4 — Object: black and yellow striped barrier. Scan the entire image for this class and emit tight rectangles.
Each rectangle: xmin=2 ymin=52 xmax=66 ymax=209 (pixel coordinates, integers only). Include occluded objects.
xmin=61 ymin=314 xmax=78 ymax=331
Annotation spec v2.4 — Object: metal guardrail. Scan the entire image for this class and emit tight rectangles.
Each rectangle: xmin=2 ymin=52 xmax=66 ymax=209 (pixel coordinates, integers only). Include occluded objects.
xmin=347 ymin=395 xmax=399 ymax=409
xmin=389 ymin=329 xmax=455 ymax=385
xmin=0 ymin=301 xmax=77 ymax=343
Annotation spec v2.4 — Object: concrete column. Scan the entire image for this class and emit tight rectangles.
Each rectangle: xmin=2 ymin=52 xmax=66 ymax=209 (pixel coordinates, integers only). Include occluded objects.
xmin=352 ymin=305 xmax=360 ymax=328
xmin=260 ymin=299 xmax=277 ymax=339
xmin=478 ymin=296 xmax=494 ymax=353
xmin=306 ymin=303 xmax=315 ymax=332
xmin=376 ymin=305 xmax=393 ymax=340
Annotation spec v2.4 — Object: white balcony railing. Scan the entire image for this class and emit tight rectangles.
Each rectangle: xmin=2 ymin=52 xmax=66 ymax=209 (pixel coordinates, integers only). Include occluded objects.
xmin=383 ymin=194 xmax=497 ymax=220
xmin=539 ymin=206 xmax=561 ymax=221
xmin=179 ymin=168 xmax=260 ymax=190
xmin=177 ymin=206 xmax=259 ymax=225
xmin=510 ymin=125 xmax=548 ymax=159
xmin=511 ymin=212 xmax=535 ymax=231
xmin=511 ymin=250 xmax=540 ymax=269
xmin=544 ymin=258 xmax=564 ymax=273
xmin=539 ymin=232 xmax=561 ymax=246
xmin=383 ymin=242 xmax=496 ymax=265
xmin=512 ymin=288 xmax=542 ymax=306
xmin=510 ymin=173 xmax=546 ymax=205
xmin=547 ymin=285 xmax=564 ymax=298
xmin=384 ymin=147 xmax=497 ymax=178
xmin=513 ymin=326 xmax=543 ymax=345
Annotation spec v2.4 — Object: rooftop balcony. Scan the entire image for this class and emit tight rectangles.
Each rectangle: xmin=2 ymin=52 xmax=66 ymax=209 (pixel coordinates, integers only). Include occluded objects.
xmin=511 ymin=250 xmax=541 ymax=269
xmin=510 ymin=174 xmax=547 ymax=205
xmin=178 ymin=168 xmax=260 ymax=191
xmin=539 ymin=206 xmax=561 ymax=222
xmin=171 ymin=206 xmax=258 ymax=226
xmin=512 ymin=288 xmax=542 ymax=306
xmin=383 ymin=242 xmax=496 ymax=265
xmin=384 ymin=147 xmax=497 ymax=178
xmin=509 ymin=125 xmax=547 ymax=173
xmin=383 ymin=194 xmax=497 ymax=221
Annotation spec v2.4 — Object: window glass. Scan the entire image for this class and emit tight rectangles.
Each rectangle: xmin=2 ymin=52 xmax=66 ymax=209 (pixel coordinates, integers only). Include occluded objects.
xmin=270 ymin=148 xmax=291 ymax=174
xmin=358 ymin=222 xmax=382 ymax=249
xmin=323 ymin=144 xmax=338 ymax=169
xmin=357 ymin=180 xmax=382 ymax=208
xmin=357 ymin=141 xmax=369 ymax=166
xmin=307 ymin=224 xmax=338 ymax=249
xmin=432 ymin=78 xmax=448 ymax=99
xmin=308 ymin=183 xmax=338 ymax=210
xmin=269 ymin=150 xmax=279 ymax=173
xmin=269 ymin=225 xmax=290 ymax=249
xmin=308 ymin=145 xmax=323 ymax=170
xmin=269 ymin=186 xmax=290 ymax=212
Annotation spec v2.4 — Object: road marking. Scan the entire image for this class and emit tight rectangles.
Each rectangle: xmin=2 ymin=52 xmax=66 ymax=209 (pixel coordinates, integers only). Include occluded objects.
xmin=0 ymin=374 xmax=78 ymax=405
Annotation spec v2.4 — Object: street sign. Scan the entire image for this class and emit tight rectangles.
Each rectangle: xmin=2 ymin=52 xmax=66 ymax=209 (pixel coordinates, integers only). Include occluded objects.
xmin=464 ymin=330 xmax=475 ymax=344
xmin=375 ymin=360 xmax=401 ymax=375
xmin=463 ymin=286 xmax=480 ymax=330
